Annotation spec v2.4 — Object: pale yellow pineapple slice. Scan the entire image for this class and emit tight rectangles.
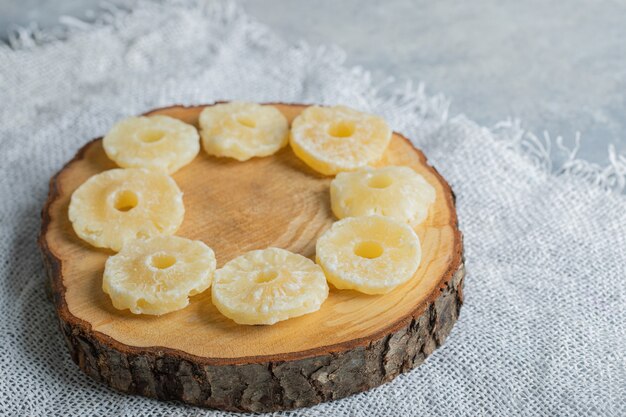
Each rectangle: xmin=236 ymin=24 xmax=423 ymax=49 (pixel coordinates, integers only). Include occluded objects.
xmin=103 ymin=236 xmax=216 ymax=315
xmin=331 ymin=166 xmax=436 ymax=226
xmin=199 ymin=102 xmax=289 ymax=161
xmin=316 ymin=216 xmax=421 ymax=294
xmin=290 ymin=105 xmax=391 ymax=175
xmin=68 ymin=168 xmax=184 ymax=251
xmin=103 ymin=115 xmax=199 ymax=174
xmin=212 ymin=248 xmax=329 ymax=325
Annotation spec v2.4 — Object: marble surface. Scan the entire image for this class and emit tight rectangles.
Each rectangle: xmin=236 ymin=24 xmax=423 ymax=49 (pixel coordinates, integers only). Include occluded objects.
xmin=2 ymin=0 xmax=625 ymax=165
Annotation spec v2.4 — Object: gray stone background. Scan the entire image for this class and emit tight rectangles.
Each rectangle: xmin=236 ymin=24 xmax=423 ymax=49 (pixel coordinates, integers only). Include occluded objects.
xmin=2 ymin=0 xmax=625 ymax=165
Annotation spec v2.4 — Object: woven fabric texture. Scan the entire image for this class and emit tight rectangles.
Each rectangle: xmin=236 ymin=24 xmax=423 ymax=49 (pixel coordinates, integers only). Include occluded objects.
xmin=0 ymin=1 xmax=624 ymax=416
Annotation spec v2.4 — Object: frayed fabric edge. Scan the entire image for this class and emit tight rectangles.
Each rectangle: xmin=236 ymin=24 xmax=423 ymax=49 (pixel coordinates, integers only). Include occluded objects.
xmin=5 ymin=1 xmax=133 ymax=50
xmin=492 ymin=119 xmax=626 ymax=194
xmin=3 ymin=0 xmax=625 ymax=195
xmin=2 ymin=0 xmax=241 ymax=51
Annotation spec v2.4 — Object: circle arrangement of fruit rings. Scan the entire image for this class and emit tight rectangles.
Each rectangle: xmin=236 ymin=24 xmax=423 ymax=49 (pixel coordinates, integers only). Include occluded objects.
xmin=40 ymin=102 xmax=464 ymax=412
xmin=68 ymin=102 xmax=437 ymax=322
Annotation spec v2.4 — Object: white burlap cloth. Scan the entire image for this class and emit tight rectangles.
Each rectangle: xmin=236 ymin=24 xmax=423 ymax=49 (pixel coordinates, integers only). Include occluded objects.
xmin=1 ymin=1 xmax=624 ymax=415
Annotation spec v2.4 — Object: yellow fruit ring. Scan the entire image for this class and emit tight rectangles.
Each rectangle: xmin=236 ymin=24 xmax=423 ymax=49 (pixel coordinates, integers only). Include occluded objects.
xmin=290 ymin=105 xmax=391 ymax=175
xmin=316 ymin=215 xmax=422 ymax=294
xmin=68 ymin=168 xmax=184 ymax=252
xmin=103 ymin=115 xmax=200 ymax=174
xmin=199 ymin=101 xmax=289 ymax=161
xmin=330 ymin=165 xmax=436 ymax=226
xmin=103 ymin=235 xmax=216 ymax=315
xmin=211 ymin=247 xmax=329 ymax=325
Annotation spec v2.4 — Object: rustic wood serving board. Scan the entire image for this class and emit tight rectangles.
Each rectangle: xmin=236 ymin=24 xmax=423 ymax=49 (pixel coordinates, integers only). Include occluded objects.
xmin=39 ymin=103 xmax=465 ymax=412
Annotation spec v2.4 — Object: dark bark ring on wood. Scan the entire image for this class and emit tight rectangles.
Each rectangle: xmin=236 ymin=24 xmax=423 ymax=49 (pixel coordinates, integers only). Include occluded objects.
xmin=39 ymin=103 xmax=465 ymax=412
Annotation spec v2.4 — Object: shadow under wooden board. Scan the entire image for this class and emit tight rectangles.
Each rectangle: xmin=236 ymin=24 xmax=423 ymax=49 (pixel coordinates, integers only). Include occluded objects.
xmin=39 ymin=102 xmax=465 ymax=412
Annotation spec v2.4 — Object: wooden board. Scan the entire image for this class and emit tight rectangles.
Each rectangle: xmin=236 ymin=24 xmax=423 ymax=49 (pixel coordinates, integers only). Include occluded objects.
xmin=39 ymin=103 xmax=465 ymax=412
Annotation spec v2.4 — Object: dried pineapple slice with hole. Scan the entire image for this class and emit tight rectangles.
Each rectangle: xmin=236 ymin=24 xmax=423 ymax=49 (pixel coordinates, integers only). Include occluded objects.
xmin=211 ymin=247 xmax=329 ymax=325
xmin=316 ymin=215 xmax=421 ymax=294
xmin=103 ymin=115 xmax=200 ymax=174
xmin=103 ymin=235 xmax=216 ymax=315
xmin=199 ymin=102 xmax=289 ymax=161
xmin=68 ymin=168 xmax=184 ymax=252
xmin=290 ymin=105 xmax=391 ymax=175
xmin=331 ymin=166 xmax=436 ymax=226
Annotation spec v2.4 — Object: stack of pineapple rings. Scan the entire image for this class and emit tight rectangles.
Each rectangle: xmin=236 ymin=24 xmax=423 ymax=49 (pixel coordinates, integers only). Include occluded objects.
xmin=69 ymin=102 xmax=435 ymax=325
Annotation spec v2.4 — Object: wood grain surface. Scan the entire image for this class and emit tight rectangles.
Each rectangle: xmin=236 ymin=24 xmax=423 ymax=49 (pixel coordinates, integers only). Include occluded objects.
xmin=39 ymin=103 xmax=464 ymax=411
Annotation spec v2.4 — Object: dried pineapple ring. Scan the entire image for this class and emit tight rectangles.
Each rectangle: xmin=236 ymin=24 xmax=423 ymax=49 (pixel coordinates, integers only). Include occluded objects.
xmin=212 ymin=248 xmax=329 ymax=325
xmin=331 ymin=166 xmax=436 ymax=226
xmin=316 ymin=216 xmax=421 ymax=294
xmin=103 ymin=115 xmax=200 ymax=174
xmin=68 ymin=168 xmax=184 ymax=252
xmin=103 ymin=236 xmax=216 ymax=315
xmin=290 ymin=105 xmax=392 ymax=175
xmin=199 ymin=102 xmax=289 ymax=161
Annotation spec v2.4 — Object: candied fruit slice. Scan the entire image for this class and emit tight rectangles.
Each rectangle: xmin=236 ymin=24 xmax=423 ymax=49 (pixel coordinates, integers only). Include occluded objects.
xmin=103 ymin=115 xmax=199 ymax=174
xmin=331 ymin=166 xmax=435 ymax=226
xmin=103 ymin=236 xmax=216 ymax=315
xmin=199 ymin=102 xmax=288 ymax=161
xmin=290 ymin=105 xmax=391 ymax=175
xmin=316 ymin=216 xmax=421 ymax=294
xmin=212 ymin=248 xmax=329 ymax=325
xmin=68 ymin=168 xmax=184 ymax=251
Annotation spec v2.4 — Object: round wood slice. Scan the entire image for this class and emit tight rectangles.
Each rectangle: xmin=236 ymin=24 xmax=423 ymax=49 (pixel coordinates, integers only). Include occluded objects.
xmin=39 ymin=103 xmax=465 ymax=412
